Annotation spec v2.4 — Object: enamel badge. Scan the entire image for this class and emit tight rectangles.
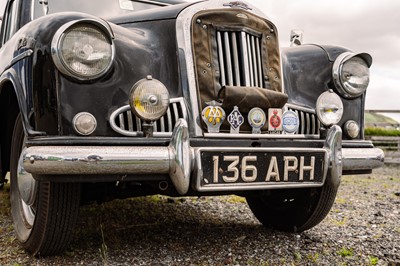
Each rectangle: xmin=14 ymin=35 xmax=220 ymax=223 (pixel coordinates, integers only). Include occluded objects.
xmin=268 ymin=108 xmax=283 ymax=131
xmin=282 ymin=110 xmax=299 ymax=134
xmin=227 ymin=106 xmax=244 ymax=133
xmin=248 ymin=107 xmax=266 ymax=134
xmin=201 ymin=101 xmax=226 ymax=133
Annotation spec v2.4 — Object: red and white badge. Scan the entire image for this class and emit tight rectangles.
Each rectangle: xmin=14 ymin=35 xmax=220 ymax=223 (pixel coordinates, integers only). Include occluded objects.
xmin=268 ymin=108 xmax=283 ymax=131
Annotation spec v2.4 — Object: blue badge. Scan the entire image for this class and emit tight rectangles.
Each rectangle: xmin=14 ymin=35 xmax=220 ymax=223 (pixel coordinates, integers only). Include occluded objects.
xmin=282 ymin=110 xmax=299 ymax=134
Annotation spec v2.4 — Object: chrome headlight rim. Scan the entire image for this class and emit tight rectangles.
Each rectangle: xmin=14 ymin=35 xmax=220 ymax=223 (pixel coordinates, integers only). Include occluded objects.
xmin=51 ymin=19 xmax=115 ymax=81
xmin=332 ymin=52 xmax=372 ymax=99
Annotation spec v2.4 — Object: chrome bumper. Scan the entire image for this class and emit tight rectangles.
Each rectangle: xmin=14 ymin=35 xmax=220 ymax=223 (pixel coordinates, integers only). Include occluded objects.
xmin=23 ymin=120 xmax=384 ymax=195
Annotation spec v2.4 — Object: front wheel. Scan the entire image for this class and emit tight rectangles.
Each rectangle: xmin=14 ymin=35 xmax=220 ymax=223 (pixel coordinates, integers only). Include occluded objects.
xmin=10 ymin=114 xmax=81 ymax=256
xmin=246 ymin=175 xmax=338 ymax=232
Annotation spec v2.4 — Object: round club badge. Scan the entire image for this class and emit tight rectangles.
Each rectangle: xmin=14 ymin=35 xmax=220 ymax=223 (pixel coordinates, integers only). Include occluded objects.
xmin=201 ymin=101 xmax=226 ymax=133
xmin=282 ymin=110 xmax=299 ymax=134
xmin=248 ymin=107 xmax=266 ymax=134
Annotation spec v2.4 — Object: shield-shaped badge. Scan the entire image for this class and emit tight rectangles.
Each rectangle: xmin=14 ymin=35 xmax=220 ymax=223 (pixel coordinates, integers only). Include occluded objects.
xmin=227 ymin=106 xmax=244 ymax=133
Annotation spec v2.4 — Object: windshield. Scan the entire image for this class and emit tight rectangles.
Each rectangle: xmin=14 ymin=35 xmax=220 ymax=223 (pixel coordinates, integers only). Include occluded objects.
xmin=33 ymin=0 xmax=179 ymax=19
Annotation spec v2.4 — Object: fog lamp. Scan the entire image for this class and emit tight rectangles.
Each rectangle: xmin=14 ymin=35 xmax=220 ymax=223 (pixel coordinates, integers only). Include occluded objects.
xmin=73 ymin=112 xmax=97 ymax=135
xmin=129 ymin=76 xmax=170 ymax=121
xmin=344 ymin=120 xmax=360 ymax=138
xmin=316 ymin=90 xmax=344 ymax=126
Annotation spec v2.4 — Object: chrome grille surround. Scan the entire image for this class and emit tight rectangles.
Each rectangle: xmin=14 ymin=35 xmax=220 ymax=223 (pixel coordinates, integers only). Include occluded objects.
xmin=110 ymin=98 xmax=187 ymax=137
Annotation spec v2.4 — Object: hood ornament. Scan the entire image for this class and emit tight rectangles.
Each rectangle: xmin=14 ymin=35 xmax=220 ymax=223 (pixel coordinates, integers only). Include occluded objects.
xmin=223 ymin=1 xmax=252 ymax=10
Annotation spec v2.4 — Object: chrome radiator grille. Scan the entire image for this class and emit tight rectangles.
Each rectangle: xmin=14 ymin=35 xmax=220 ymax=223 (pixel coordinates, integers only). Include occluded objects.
xmin=110 ymin=98 xmax=187 ymax=137
xmin=216 ymin=30 xmax=264 ymax=88
xmin=288 ymin=105 xmax=320 ymax=135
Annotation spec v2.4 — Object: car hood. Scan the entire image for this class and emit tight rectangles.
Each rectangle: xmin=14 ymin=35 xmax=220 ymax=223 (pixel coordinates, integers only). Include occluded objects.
xmin=108 ymin=1 xmax=201 ymax=25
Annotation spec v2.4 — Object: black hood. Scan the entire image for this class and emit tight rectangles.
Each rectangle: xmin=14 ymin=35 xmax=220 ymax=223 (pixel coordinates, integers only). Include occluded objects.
xmin=108 ymin=1 xmax=200 ymax=24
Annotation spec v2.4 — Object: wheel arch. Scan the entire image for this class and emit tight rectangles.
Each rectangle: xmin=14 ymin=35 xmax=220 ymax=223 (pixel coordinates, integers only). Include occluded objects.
xmin=0 ymin=77 xmax=20 ymax=183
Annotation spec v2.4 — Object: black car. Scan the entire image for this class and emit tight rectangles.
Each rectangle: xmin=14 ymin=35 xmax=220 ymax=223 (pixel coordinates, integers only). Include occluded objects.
xmin=0 ymin=0 xmax=384 ymax=256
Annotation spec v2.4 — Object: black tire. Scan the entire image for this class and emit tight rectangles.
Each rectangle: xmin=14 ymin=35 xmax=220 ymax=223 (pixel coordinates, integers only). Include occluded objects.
xmin=246 ymin=175 xmax=338 ymax=232
xmin=10 ymin=114 xmax=81 ymax=256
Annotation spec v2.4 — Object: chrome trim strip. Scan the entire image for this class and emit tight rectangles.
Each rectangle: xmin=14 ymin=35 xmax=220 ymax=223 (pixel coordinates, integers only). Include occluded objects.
xmin=204 ymin=132 xmax=320 ymax=139
xmin=286 ymin=103 xmax=316 ymax=114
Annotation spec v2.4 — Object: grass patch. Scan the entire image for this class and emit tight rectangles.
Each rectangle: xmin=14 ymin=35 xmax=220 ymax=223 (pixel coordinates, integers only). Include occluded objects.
xmin=337 ymin=247 xmax=354 ymax=257
xmin=365 ymin=127 xmax=400 ymax=136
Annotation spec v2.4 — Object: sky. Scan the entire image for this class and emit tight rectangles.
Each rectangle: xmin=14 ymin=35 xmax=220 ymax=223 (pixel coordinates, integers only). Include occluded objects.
xmin=0 ymin=0 xmax=399 ymax=120
xmin=251 ymin=0 xmax=400 ymax=122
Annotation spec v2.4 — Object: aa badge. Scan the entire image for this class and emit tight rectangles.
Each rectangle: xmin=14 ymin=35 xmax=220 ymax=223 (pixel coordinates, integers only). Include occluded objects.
xmin=268 ymin=108 xmax=283 ymax=131
xmin=282 ymin=110 xmax=299 ymax=134
xmin=201 ymin=101 xmax=226 ymax=133
xmin=227 ymin=106 xmax=244 ymax=133
xmin=248 ymin=107 xmax=266 ymax=134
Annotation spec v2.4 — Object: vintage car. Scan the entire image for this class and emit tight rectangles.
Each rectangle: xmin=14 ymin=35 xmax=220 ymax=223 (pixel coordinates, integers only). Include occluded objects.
xmin=0 ymin=0 xmax=384 ymax=256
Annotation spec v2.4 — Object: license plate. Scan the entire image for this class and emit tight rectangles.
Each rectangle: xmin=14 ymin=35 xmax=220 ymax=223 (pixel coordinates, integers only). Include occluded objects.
xmin=197 ymin=149 xmax=327 ymax=191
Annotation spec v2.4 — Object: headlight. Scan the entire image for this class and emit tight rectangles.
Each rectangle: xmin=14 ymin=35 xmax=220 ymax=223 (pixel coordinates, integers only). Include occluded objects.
xmin=316 ymin=90 xmax=344 ymax=126
xmin=332 ymin=52 xmax=372 ymax=98
xmin=129 ymin=76 xmax=170 ymax=121
xmin=51 ymin=19 xmax=114 ymax=80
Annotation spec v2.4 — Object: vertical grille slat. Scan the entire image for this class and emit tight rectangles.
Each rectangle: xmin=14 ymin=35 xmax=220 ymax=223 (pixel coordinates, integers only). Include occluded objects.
xmin=216 ymin=32 xmax=226 ymax=87
xmin=223 ymin=32 xmax=234 ymax=86
xmin=311 ymin=114 xmax=316 ymax=134
xmin=240 ymin=31 xmax=250 ymax=86
xmin=288 ymin=106 xmax=320 ymax=136
xmin=231 ymin=33 xmax=241 ymax=86
xmin=160 ymin=115 xmax=166 ymax=132
xmin=166 ymin=107 xmax=173 ymax=132
xmin=250 ymin=35 xmax=258 ymax=87
xmin=246 ymin=34 xmax=254 ymax=87
xmin=127 ymin=111 xmax=134 ymax=131
xmin=172 ymin=102 xmax=179 ymax=126
xmin=255 ymin=37 xmax=263 ymax=87
xmin=119 ymin=114 xmax=125 ymax=130
xmin=217 ymin=30 xmax=263 ymax=88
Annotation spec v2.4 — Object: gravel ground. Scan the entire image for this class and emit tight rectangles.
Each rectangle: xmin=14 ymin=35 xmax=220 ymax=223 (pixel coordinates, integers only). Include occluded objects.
xmin=1 ymin=165 xmax=399 ymax=265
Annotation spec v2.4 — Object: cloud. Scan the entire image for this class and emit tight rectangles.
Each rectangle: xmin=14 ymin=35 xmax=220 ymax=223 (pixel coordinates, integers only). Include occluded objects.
xmin=252 ymin=0 xmax=400 ymax=110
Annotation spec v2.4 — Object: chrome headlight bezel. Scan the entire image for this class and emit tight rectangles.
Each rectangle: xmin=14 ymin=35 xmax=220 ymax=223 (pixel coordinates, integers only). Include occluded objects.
xmin=51 ymin=19 xmax=115 ymax=81
xmin=332 ymin=52 xmax=372 ymax=99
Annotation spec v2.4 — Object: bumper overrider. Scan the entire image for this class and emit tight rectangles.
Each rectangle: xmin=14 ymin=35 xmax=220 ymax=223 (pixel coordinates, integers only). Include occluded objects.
xmin=23 ymin=119 xmax=384 ymax=195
